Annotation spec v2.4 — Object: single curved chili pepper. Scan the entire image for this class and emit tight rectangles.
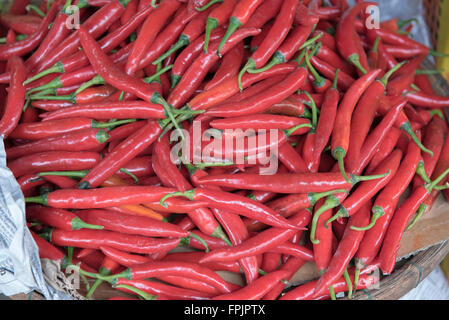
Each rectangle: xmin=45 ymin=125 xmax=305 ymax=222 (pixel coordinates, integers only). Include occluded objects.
xmin=187 ymin=63 xmax=294 ymax=111
xmin=0 ymin=56 xmax=26 ymax=138
xmin=412 ymin=115 xmax=446 ymax=189
xmin=167 ymin=27 xmax=261 ymax=109
xmin=30 ymin=229 xmax=66 ymax=262
xmin=313 ymin=202 xmax=372 ymax=297
xmin=213 ymin=269 xmax=290 ymax=300
xmin=309 ymin=53 xmax=355 ymax=92
xmin=42 ymin=227 xmax=181 ymax=255
xmin=204 ymin=41 xmax=244 ymax=90
xmin=25 ymin=185 xmax=178 ymax=208
xmin=7 ymin=151 xmax=101 ymax=178
xmin=9 ymin=118 xmax=132 ymax=141
xmin=405 ymin=91 xmax=449 ymax=109
xmin=203 ymin=0 xmax=237 ymax=53
xmin=210 ymin=114 xmax=311 ymax=131
xmin=0 ymin=2 xmax=57 ymax=60
xmin=6 ymin=128 xmax=110 ymax=160
xmin=114 ymin=278 xmax=214 ymax=300
xmin=27 ymin=205 xmax=104 ymax=231
xmin=196 ymin=171 xmax=387 ymax=194
xmin=40 ymin=101 xmax=169 ymax=121
xmin=162 ymin=187 xmax=303 ymax=230
xmin=163 ymin=251 xmax=241 ymax=274
xmin=330 ymin=68 xmax=382 ymax=181
xmin=125 ymin=0 xmax=180 ymax=75
xmin=268 ymin=241 xmax=314 ymax=261
xmin=199 ymin=209 xmax=311 ymax=265
xmin=75 ymin=209 xmax=189 ymax=238
xmin=378 ymin=168 xmax=449 ymax=274
xmin=336 ymin=1 xmax=375 ymax=74
xmin=264 ymin=96 xmax=309 ymax=118
xmin=99 ymin=245 xmax=151 ymax=267
xmin=153 ymin=7 xmax=213 ymax=66
xmin=310 ymin=70 xmax=339 ymax=172
xmin=216 ymin=0 xmax=264 ymax=56
xmin=369 ymin=27 xmax=429 ymax=51
xmin=326 ymin=149 xmax=402 ymax=226
xmin=79 ymin=260 xmax=236 ymax=294
xmin=237 ymin=0 xmax=299 ymax=90
xmin=205 ymin=66 xmax=308 ymax=118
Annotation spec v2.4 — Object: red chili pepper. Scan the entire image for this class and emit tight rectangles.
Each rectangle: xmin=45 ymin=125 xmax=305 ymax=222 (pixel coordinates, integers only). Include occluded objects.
xmin=216 ymin=0 xmax=264 ymax=56
xmin=25 ymin=185 xmax=178 ymax=209
xmin=336 ymin=1 xmax=375 ymax=74
xmin=76 ymin=209 xmax=190 ymax=238
xmin=114 ymin=278 xmax=214 ymax=300
xmin=6 ymin=128 xmax=110 ymax=160
xmin=238 ymin=0 xmax=299 ymax=89
xmin=294 ymin=2 xmax=319 ymax=26
xmin=365 ymin=127 xmax=402 ymax=174
xmin=7 ymin=151 xmax=102 ymax=178
xmin=40 ymin=100 xmax=168 ymax=122
xmin=42 ymin=227 xmax=181 ymax=255
xmin=378 ymin=167 xmax=449 ymax=274
xmin=42 ymin=174 xmax=78 ymax=189
xmin=29 ymin=229 xmax=65 ymax=262
xmin=330 ymin=68 xmax=382 ymax=181
xmin=213 ymin=269 xmax=290 ymax=300
xmin=27 ymin=205 xmax=104 ymax=231
xmin=0 ymin=56 xmax=26 ymax=138
xmin=244 ymin=0 xmax=283 ymax=29
xmin=405 ymin=91 xmax=449 ymax=109
xmin=199 ymin=209 xmax=312 ymax=264
xmin=0 ymin=2 xmax=57 ymax=60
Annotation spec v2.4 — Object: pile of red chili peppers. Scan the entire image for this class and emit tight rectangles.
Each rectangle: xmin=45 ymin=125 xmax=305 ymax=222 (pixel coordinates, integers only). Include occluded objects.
xmin=1 ymin=0 xmax=449 ymax=301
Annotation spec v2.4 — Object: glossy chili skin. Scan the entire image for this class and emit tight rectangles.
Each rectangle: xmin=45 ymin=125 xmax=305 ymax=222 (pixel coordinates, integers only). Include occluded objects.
xmin=41 ymin=100 xmax=166 ymax=121
xmin=0 ymin=2 xmax=58 ymax=60
xmin=405 ymin=91 xmax=449 ymax=109
xmin=205 ymin=66 xmax=308 ymax=117
xmin=46 ymin=228 xmax=181 ymax=255
xmin=26 ymin=205 xmax=102 ymax=231
xmin=8 ymin=151 xmax=102 ymax=178
xmin=199 ymin=209 xmax=312 ymax=264
xmin=0 ymin=56 xmax=26 ymax=138
xmin=75 ymin=209 xmax=189 ymax=238
xmin=114 ymin=278 xmax=214 ymax=300
xmin=366 ymin=127 xmax=402 ymax=174
xmin=6 ymin=128 xmax=110 ymax=160
xmin=210 ymin=114 xmax=310 ymax=131
xmin=79 ymin=120 xmax=163 ymax=189
xmin=356 ymin=140 xmax=421 ymax=268
xmin=313 ymin=202 xmax=371 ymax=297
